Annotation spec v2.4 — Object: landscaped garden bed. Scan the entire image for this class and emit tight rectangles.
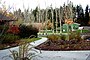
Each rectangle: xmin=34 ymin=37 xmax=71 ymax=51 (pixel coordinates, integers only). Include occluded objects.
xmin=0 ymin=24 xmax=39 ymax=50
xmin=35 ymin=32 xmax=90 ymax=51
xmin=0 ymin=37 xmax=41 ymax=50
xmin=35 ymin=39 xmax=90 ymax=51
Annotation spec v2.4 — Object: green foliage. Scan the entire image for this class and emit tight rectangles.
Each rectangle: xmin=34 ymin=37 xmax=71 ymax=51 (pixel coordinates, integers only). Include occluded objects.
xmin=0 ymin=34 xmax=20 ymax=44
xmin=22 ymin=38 xmax=41 ymax=43
xmin=47 ymin=34 xmax=61 ymax=42
xmin=0 ymin=25 xmax=9 ymax=34
xmin=69 ymin=31 xmax=82 ymax=42
xmin=60 ymin=34 xmax=66 ymax=40
xmin=19 ymin=25 xmax=39 ymax=38
xmin=76 ymin=5 xmax=90 ymax=26
xmin=47 ymin=31 xmax=82 ymax=43
xmin=84 ymin=5 xmax=89 ymax=25
xmin=76 ymin=5 xmax=85 ymax=25
xmin=76 ymin=29 xmax=90 ymax=33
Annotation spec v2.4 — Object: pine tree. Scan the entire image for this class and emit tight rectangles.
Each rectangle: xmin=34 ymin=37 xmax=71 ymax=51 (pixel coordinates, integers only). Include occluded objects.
xmin=84 ymin=5 xmax=89 ymax=25
xmin=76 ymin=5 xmax=84 ymax=25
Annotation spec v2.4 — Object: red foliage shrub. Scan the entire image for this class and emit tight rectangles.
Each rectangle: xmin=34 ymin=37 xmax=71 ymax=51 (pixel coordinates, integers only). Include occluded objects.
xmin=7 ymin=25 xmax=20 ymax=34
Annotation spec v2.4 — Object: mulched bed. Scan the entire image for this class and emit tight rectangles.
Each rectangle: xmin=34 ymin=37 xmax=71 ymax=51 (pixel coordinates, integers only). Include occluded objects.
xmin=35 ymin=40 xmax=90 ymax=51
xmin=81 ymin=32 xmax=90 ymax=35
xmin=0 ymin=40 xmax=24 ymax=50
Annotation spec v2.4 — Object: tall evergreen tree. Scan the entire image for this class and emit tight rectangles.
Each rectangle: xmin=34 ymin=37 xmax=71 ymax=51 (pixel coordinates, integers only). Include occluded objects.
xmin=32 ymin=6 xmax=39 ymax=22
xmin=76 ymin=5 xmax=84 ymax=25
xmin=84 ymin=5 xmax=89 ymax=25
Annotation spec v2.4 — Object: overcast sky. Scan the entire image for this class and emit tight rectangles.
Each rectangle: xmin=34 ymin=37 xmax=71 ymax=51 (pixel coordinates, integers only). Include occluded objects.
xmin=0 ymin=0 xmax=90 ymax=12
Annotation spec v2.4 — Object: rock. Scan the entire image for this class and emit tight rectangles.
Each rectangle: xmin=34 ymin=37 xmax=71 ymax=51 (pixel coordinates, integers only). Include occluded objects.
xmin=81 ymin=35 xmax=90 ymax=40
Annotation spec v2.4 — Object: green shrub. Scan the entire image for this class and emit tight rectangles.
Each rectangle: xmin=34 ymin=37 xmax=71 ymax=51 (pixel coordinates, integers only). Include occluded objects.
xmin=47 ymin=34 xmax=61 ymax=43
xmin=19 ymin=25 xmax=39 ymax=38
xmin=60 ymin=34 xmax=66 ymax=40
xmin=22 ymin=38 xmax=41 ymax=43
xmin=0 ymin=25 xmax=9 ymax=34
xmin=0 ymin=34 xmax=20 ymax=44
xmin=68 ymin=31 xmax=82 ymax=43
xmin=69 ymin=31 xmax=82 ymax=40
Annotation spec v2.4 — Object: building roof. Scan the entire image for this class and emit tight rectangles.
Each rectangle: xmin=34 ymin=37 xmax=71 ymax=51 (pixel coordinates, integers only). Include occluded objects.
xmin=0 ymin=13 xmax=17 ymax=21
